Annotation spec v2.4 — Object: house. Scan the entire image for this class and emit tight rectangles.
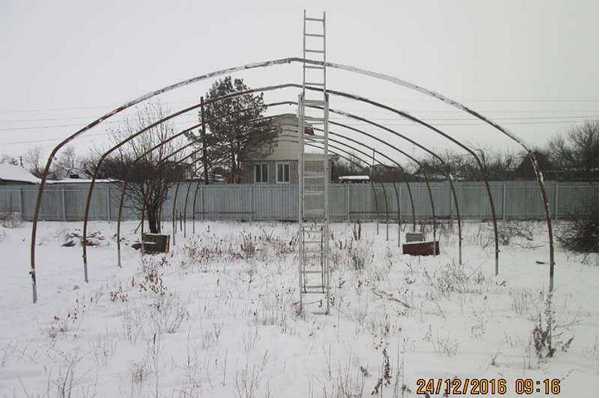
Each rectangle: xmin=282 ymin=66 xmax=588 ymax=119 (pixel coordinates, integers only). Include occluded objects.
xmin=239 ymin=114 xmax=336 ymax=184
xmin=0 ymin=164 xmax=40 ymax=185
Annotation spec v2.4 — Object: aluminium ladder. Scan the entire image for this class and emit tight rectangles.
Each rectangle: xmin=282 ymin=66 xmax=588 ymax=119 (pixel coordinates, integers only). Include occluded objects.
xmin=298 ymin=10 xmax=330 ymax=314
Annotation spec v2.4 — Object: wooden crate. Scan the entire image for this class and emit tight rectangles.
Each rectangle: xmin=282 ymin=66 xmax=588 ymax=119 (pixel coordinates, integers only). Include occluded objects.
xmin=405 ymin=232 xmax=425 ymax=242
xmin=142 ymin=233 xmax=171 ymax=254
xmin=402 ymin=240 xmax=439 ymax=256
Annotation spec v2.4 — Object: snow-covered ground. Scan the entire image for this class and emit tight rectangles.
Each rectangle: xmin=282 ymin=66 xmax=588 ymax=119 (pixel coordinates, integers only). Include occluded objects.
xmin=0 ymin=220 xmax=597 ymax=397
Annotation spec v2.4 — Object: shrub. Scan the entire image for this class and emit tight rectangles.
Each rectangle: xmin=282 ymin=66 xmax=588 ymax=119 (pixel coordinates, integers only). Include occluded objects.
xmin=240 ymin=232 xmax=257 ymax=258
xmin=0 ymin=212 xmax=21 ymax=228
xmin=558 ymin=202 xmax=598 ymax=253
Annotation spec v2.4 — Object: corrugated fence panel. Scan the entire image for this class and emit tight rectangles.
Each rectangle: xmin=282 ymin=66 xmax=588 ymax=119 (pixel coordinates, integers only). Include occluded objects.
xmin=1 ymin=181 xmax=597 ymax=222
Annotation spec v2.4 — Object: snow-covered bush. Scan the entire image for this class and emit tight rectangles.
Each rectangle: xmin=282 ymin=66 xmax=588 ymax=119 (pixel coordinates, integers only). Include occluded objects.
xmin=558 ymin=203 xmax=598 ymax=253
xmin=240 ymin=232 xmax=257 ymax=258
xmin=0 ymin=212 xmax=21 ymax=228
xmin=150 ymin=294 xmax=189 ymax=334
xmin=427 ymin=262 xmax=486 ymax=296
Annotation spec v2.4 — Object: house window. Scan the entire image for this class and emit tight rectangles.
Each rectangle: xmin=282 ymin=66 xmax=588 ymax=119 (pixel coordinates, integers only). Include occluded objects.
xmin=254 ymin=163 xmax=268 ymax=183
xmin=276 ymin=162 xmax=290 ymax=184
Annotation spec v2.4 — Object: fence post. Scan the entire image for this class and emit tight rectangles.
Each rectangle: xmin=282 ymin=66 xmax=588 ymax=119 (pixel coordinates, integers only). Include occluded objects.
xmin=19 ymin=188 xmax=25 ymax=219
xmin=250 ymin=184 xmax=254 ymax=221
xmin=61 ymin=187 xmax=67 ymax=221
xmin=8 ymin=190 xmax=13 ymax=213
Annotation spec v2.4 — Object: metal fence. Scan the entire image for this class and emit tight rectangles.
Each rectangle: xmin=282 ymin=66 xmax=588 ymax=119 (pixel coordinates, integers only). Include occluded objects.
xmin=0 ymin=181 xmax=597 ymax=222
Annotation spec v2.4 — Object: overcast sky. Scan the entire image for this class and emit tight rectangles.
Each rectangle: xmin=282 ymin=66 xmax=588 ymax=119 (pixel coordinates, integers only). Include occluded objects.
xmin=0 ymin=0 xmax=597 ymax=165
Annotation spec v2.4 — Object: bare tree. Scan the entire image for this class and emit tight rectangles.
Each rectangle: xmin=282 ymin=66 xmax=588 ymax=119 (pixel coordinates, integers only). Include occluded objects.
xmin=22 ymin=146 xmax=46 ymax=178
xmin=548 ymin=120 xmax=599 ymax=180
xmin=52 ymin=146 xmax=81 ymax=179
xmin=89 ymin=102 xmax=188 ymax=233
xmin=0 ymin=154 xmax=19 ymax=166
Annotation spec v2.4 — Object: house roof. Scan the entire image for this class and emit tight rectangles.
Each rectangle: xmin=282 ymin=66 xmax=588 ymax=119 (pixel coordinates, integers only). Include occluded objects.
xmin=338 ymin=175 xmax=370 ymax=181
xmin=0 ymin=164 xmax=40 ymax=184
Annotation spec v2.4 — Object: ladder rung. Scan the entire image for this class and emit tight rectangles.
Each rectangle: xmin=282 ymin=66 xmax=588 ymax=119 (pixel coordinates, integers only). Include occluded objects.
xmin=305 ymin=49 xmax=325 ymax=54
xmin=303 ymin=285 xmax=325 ymax=289
xmin=305 ymin=82 xmax=325 ymax=86
xmin=304 ymin=173 xmax=325 ymax=178
xmin=304 ymin=65 xmax=325 ymax=70
xmin=302 ymin=270 xmax=323 ymax=274
xmin=304 ymin=100 xmax=325 ymax=107
xmin=304 ymin=240 xmax=321 ymax=244
xmin=304 ymin=191 xmax=324 ymax=196
xmin=305 ymin=33 xmax=325 ymax=38
xmin=304 ymin=116 xmax=325 ymax=124
xmin=305 ymin=17 xmax=324 ymax=22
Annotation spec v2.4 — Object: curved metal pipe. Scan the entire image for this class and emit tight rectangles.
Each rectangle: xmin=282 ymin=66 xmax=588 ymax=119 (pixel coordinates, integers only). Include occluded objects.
xmin=109 ymin=100 xmax=448 ymax=277
xmin=88 ymin=83 xmax=485 ymax=284
xmin=82 ymin=86 xmax=296 ymax=279
xmin=277 ymin=138 xmax=397 ymax=232
xmin=31 ymin=57 xmax=550 ymax=302
xmin=57 ymin=82 xmax=458 ymax=296
xmin=183 ymin=181 xmax=192 ymax=238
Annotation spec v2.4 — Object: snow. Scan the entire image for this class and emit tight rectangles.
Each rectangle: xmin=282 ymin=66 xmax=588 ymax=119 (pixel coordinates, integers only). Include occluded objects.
xmin=47 ymin=179 xmax=119 ymax=184
xmin=339 ymin=175 xmax=370 ymax=181
xmin=0 ymin=220 xmax=597 ymax=397
xmin=0 ymin=164 xmax=39 ymax=184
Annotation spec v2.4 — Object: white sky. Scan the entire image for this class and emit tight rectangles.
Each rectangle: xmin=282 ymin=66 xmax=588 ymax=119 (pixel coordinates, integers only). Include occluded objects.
xmin=0 ymin=0 xmax=598 ymax=166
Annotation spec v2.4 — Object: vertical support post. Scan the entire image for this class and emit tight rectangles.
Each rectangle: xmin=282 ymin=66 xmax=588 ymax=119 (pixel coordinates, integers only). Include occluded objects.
xmin=171 ymin=182 xmax=181 ymax=246
xmin=346 ymin=183 xmax=350 ymax=221
xmin=201 ymin=183 xmax=205 ymax=221
xmin=8 ymin=190 xmax=13 ymax=214
xmin=371 ymin=149 xmax=379 ymax=235
xmin=297 ymin=92 xmax=304 ymax=309
xmin=106 ymin=184 xmax=112 ymax=221
xmin=502 ymin=181 xmax=507 ymax=221
xmin=61 ymin=187 xmax=67 ymax=221
xmin=250 ymin=184 xmax=254 ymax=221
xmin=200 ymin=97 xmax=209 ymax=186
xmin=397 ymin=183 xmax=401 ymax=247
xmin=19 ymin=188 xmax=25 ymax=218
xmin=554 ymin=182 xmax=559 ymax=220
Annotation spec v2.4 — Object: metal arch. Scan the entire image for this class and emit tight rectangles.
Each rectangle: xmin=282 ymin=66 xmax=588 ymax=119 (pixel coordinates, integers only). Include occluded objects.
xmin=272 ymin=100 xmax=459 ymax=259
xmin=297 ymin=85 xmax=495 ymax=271
xmin=295 ymin=102 xmax=462 ymax=262
xmin=115 ymin=101 xmax=291 ymax=263
xmin=281 ymin=134 xmax=421 ymax=225
xmin=182 ymin=178 xmax=195 ymax=238
xmin=276 ymin=137 xmax=399 ymax=234
xmin=81 ymin=86 xmax=299 ymax=281
xmin=309 ymin=135 xmax=434 ymax=250
xmin=313 ymin=125 xmax=439 ymax=250
xmin=89 ymin=88 xmax=462 ymax=284
xmin=88 ymin=83 xmax=474 ymax=286
xmin=30 ymin=57 xmax=553 ymax=302
xmin=122 ymin=129 xmax=399 ymax=266
xmin=117 ymin=124 xmax=280 ymax=261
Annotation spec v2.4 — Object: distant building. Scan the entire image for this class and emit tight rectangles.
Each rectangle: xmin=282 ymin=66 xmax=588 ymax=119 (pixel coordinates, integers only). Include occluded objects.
xmin=0 ymin=164 xmax=39 ymax=185
xmin=239 ymin=113 xmax=336 ymax=184
xmin=338 ymin=175 xmax=370 ymax=183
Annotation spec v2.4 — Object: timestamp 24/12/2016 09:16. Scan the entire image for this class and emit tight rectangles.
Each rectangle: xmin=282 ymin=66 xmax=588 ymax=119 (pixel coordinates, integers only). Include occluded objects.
xmin=416 ymin=378 xmax=561 ymax=395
